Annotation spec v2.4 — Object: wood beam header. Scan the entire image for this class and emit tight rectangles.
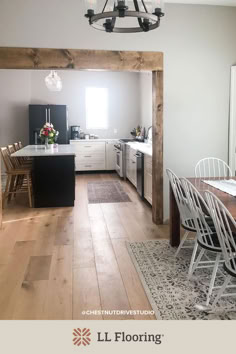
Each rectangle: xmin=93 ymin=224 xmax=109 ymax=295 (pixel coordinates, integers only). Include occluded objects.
xmin=0 ymin=47 xmax=163 ymax=72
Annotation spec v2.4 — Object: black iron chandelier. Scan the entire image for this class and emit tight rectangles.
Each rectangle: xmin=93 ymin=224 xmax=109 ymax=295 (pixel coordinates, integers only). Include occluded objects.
xmin=84 ymin=0 xmax=164 ymax=33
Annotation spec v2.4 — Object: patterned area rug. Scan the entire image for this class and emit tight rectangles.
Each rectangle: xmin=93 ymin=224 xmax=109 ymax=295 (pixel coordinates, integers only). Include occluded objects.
xmin=87 ymin=181 xmax=131 ymax=204
xmin=127 ymin=240 xmax=236 ymax=320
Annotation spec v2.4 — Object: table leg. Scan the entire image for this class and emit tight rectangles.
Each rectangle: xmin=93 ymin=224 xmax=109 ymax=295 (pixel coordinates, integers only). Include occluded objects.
xmin=169 ymin=182 xmax=180 ymax=247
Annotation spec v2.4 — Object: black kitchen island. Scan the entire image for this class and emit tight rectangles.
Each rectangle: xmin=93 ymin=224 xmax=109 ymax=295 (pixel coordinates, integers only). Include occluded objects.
xmin=12 ymin=145 xmax=75 ymax=208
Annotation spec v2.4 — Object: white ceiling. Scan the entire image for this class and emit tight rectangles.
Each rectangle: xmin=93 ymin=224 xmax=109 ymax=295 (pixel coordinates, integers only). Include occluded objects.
xmin=166 ymin=0 xmax=236 ymax=5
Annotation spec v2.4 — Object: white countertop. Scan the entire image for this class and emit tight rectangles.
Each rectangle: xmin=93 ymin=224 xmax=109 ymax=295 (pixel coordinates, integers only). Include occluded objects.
xmin=127 ymin=142 xmax=152 ymax=156
xmin=11 ymin=144 xmax=76 ymax=157
xmin=70 ymin=139 xmax=119 ymax=143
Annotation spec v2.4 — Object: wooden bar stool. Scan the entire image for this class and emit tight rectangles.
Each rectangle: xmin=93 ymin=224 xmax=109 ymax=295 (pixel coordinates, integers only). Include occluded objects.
xmin=13 ymin=142 xmax=20 ymax=151
xmin=13 ymin=142 xmax=32 ymax=166
xmin=8 ymin=144 xmax=32 ymax=200
xmin=1 ymin=147 xmax=32 ymax=208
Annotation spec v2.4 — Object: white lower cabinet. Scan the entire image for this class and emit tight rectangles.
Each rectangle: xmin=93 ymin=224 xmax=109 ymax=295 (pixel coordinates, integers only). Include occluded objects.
xmin=127 ymin=146 xmax=137 ymax=188
xmin=70 ymin=140 xmax=118 ymax=172
xmin=144 ymin=155 xmax=152 ymax=205
xmin=126 ymin=145 xmax=131 ymax=179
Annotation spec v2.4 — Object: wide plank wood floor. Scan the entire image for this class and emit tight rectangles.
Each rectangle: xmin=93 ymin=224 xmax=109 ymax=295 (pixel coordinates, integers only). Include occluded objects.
xmin=0 ymin=172 xmax=169 ymax=320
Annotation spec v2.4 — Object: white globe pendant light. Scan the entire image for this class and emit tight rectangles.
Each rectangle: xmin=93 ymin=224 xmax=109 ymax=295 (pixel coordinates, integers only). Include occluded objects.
xmin=45 ymin=71 xmax=62 ymax=92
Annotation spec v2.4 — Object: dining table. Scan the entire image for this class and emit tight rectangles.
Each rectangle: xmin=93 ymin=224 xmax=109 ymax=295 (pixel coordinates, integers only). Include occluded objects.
xmin=169 ymin=177 xmax=236 ymax=247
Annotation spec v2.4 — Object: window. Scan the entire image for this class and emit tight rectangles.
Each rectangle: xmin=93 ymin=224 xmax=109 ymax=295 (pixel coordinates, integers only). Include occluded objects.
xmin=85 ymin=87 xmax=108 ymax=129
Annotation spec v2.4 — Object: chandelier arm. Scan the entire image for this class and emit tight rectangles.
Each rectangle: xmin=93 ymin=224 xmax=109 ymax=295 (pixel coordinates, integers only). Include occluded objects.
xmin=111 ymin=15 xmax=117 ymax=30
xmin=133 ymin=0 xmax=146 ymax=31
xmin=141 ymin=0 xmax=148 ymax=13
xmin=102 ymin=0 xmax=109 ymax=13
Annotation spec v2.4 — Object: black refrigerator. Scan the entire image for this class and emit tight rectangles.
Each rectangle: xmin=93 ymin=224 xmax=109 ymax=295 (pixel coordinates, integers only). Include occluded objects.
xmin=29 ymin=104 xmax=69 ymax=144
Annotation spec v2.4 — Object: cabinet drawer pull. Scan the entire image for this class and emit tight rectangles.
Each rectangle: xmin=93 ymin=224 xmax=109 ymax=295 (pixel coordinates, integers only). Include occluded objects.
xmin=84 ymin=146 xmax=92 ymax=148
xmin=85 ymin=165 xmax=92 ymax=167
xmin=84 ymin=156 xmax=92 ymax=158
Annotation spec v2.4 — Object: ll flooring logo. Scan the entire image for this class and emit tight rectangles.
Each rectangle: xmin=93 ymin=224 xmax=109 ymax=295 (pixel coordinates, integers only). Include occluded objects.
xmin=72 ymin=328 xmax=164 ymax=348
xmin=73 ymin=328 xmax=91 ymax=347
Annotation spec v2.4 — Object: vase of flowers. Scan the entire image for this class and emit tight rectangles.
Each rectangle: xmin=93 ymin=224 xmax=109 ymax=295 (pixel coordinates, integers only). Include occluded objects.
xmin=39 ymin=123 xmax=59 ymax=148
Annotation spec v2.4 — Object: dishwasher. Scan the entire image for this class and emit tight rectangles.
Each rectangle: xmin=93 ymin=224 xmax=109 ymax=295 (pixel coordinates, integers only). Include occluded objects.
xmin=135 ymin=151 xmax=144 ymax=199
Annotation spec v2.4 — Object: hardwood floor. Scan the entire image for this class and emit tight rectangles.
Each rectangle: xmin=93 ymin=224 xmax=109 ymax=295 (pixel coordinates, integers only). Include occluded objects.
xmin=0 ymin=172 xmax=169 ymax=320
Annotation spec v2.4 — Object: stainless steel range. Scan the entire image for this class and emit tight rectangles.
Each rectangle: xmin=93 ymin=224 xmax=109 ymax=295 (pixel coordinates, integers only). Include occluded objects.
xmin=114 ymin=139 xmax=136 ymax=179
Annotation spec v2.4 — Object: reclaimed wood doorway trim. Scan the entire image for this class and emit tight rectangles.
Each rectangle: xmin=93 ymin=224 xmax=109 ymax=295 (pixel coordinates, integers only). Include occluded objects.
xmin=0 ymin=164 xmax=2 ymax=229
xmin=0 ymin=47 xmax=164 ymax=224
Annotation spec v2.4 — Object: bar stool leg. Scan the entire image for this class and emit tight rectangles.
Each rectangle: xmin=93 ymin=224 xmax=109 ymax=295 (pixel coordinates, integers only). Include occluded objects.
xmin=3 ymin=175 xmax=11 ymax=208
xmin=27 ymin=174 xmax=32 ymax=208
xmin=8 ymin=175 xmax=15 ymax=202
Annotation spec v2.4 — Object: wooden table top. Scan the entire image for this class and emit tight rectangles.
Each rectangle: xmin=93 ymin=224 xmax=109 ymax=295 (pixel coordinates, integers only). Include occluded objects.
xmin=187 ymin=177 xmax=236 ymax=219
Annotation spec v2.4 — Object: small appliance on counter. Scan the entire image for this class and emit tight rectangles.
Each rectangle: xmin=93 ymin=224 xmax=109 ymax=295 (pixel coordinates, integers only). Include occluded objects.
xmin=89 ymin=134 xmax=99 ymax=139
xmin=71 ymin=126 xmax=80 ymax=140
xmin=80 ymin=132 xmax=85 ymax=139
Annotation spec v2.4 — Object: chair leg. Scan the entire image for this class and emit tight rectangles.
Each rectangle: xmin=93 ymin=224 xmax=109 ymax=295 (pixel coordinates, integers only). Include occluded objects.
xmin=212 ymin=275 xmax=232 ymax=308
xmin=206 ymin=253 xmax=221 ymax=306
xmin=27 ymin=174 xmax=32 ymax=208
xmin=174 ymin=231 xmax=190 ymax=257
xmin=3 ymin=175 xmax=11 ymax=208
xmin=191 ymin=248 xmax=205 ymax=275
xmin=188 ymin=239 xmax=198 ymax=278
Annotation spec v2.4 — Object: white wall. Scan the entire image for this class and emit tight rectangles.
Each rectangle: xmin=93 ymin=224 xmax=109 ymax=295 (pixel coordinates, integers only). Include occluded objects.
xmin=139 ymin=73 xmax=152 ymax=130
xmin=30 ymin=70 xmax=141 ymax=139
xmin=1 ymin=1 xmax=236 ymax=219
xmin=0 ymin=70 xmax=31 ymax=158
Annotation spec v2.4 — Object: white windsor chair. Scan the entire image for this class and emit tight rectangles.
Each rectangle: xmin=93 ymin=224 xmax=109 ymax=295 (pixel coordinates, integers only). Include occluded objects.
xmin=205 ymin=191 xmax=236 ymax=308
xmin=166 ymin=169 xmax=196 ymax=257
xmin=195 ymin=157 xmax=232 ymax=179
xmin=181 ymin=178 xmax=223 ymax=306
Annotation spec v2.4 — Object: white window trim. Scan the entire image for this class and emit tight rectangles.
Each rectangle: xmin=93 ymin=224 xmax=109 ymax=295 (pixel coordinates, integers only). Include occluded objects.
xmin=229 ymin=66 xmax=236 ymax=173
